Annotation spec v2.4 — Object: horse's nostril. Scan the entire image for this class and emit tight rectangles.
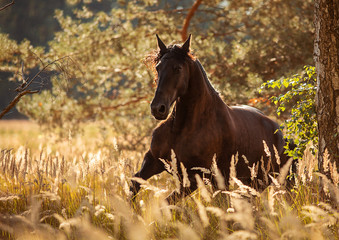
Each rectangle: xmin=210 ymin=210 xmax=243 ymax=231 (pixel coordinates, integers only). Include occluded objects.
xmin=159 ymin=105 xmax=166 ymax=114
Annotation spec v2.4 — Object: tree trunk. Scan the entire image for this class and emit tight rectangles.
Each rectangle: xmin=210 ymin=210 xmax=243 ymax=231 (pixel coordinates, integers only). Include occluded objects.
xmin=314 ymin=0 xmax=339 ymax=172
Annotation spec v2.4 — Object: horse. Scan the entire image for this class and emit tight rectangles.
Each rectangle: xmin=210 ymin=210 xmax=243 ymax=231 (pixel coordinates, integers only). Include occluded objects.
xmin=130 ymin=35 xmax=291 ymax=203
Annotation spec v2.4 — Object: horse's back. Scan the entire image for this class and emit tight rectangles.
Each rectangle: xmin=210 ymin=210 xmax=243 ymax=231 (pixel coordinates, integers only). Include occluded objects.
xmin=228 ymin=105 xmax=285 ymax=163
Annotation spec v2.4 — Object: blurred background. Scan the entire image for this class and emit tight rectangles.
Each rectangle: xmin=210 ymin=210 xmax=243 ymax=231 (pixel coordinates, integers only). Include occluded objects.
xmin=0 ymin=0 xmax=314 ymax=150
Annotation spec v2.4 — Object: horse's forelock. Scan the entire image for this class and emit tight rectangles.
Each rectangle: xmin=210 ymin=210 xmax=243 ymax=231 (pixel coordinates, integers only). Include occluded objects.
xmin=144 ymin=44 xmax=195 ymax=83
xmin=164 ymin=45 xmax=195 ymax=61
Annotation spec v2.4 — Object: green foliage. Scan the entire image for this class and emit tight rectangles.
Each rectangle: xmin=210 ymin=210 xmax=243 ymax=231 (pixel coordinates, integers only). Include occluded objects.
xmin=0 ymin=0 xmax=314 ymax=150
xmin=261 ymin=66 xmax=318 ymax=159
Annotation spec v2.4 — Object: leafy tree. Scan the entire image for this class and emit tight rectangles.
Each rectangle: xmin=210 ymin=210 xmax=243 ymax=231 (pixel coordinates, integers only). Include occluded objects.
xmin=0 ymin=0 xmax=315 ymax=151
xmin=261 ymin=66 xmax=317 ymax=159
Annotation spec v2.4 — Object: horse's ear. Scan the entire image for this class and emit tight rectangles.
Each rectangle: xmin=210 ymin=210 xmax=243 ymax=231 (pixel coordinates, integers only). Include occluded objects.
xmin=156 ymin=34 xmax=167 ymax=54
xmin=181 ymin=34 xmax=191 ymax=52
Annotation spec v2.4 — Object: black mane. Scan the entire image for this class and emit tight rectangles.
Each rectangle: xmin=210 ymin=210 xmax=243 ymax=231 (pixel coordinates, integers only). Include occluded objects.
xmin=195 ymin=59 xmax=219 ymax=96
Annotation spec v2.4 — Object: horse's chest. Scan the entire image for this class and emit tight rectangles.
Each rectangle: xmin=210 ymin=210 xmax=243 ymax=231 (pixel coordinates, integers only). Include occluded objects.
xmin=171 ymin=128 xmax=221 ymax=168
xmin=151 ymin=120 xmax=223 ymax=169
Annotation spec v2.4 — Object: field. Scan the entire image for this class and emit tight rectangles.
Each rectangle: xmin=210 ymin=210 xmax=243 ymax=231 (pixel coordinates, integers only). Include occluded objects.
xmin=0 ymin=120 xmax=338 ymax=240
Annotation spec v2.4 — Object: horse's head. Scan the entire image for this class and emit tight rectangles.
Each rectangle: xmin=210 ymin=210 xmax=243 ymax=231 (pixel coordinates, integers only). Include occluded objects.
xmin=150 ymin=35 xmax=192 ymax=120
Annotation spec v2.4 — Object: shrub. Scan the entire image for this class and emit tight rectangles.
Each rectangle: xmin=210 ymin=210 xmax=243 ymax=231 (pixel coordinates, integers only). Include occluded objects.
xmin=261 ymin=66 xmax=318 ymax=159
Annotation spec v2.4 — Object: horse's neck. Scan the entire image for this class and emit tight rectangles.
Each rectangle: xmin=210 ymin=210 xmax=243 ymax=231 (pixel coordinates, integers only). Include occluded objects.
xmin=173 ymin=60 xmax=219 ymax=130
xmin=184 ymin=59 xmax=217 ymax=102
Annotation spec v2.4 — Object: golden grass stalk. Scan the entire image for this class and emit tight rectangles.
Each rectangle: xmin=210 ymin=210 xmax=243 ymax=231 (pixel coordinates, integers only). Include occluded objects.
xmin=273 ymin=145 xmax=280 ymax=166
xmin=211 ymin=154 xmax=226 ymax=190
xmin=195 ymin=174 xmax=211 ymax=202
xmin=277 ymin=157 xmax=293 ymax=185
xmin=0 ymin=132 xmax=338 ymax=240
xmin=229 ymin=154 xmax=237 ymax=188
xmin=170 ymin=149 xmax=181 ymax=193
xmin=180 ymin=162 xmax=190 ymax=188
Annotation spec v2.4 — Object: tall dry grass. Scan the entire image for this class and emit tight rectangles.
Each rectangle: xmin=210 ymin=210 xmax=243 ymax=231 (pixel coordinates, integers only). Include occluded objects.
xmin=0 ymin=124 xmax=338 ymax=240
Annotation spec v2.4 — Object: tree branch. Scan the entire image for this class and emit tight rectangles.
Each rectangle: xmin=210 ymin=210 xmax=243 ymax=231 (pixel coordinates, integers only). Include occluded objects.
xmin=100 ymin=95 xmax=148 ymax=111
xmin=0 ymin=90 xmax=38 ymax=119
xmin=0 ymin=0 xmax=14 ymax=12
xmin=181 ymin=0 xmax=202 ymax=41
xmin=16 ymin=56 xmax=70 ymax=92
xmin=0 ymin=56 xmax=70 ymax=119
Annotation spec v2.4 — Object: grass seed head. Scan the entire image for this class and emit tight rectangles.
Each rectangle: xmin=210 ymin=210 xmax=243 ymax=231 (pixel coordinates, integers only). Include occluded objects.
xmin=229 ymin=155 xmax=237 ymax=188
xmin=195 ymin=174 xmax=211 ymax=202
xmin=211 ymin=154 xmax=226 ymax=190
xmin=273 ymin=145 xmax=280 ymax=165
xmin=180 ymin=162 xmax=190 ymax=188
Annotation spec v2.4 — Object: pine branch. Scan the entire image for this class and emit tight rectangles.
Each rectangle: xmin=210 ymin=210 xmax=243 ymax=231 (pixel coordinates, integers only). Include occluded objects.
xmin=0 ymin=0 xmax=14 ymax=12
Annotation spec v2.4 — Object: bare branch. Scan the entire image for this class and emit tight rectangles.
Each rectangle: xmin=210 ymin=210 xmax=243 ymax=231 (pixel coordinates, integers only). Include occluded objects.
xmin=0 ymin=89 xmax=38 ymax=119
xmin=16 ymin=56 xmax=70 ymax=92
xmin=1 ymin=56 xmax=70 ymax=119
xmin=0 ymin=0 xmax=14 ymax=12
xmin=181 ymin=0 xmax=202 ymax=41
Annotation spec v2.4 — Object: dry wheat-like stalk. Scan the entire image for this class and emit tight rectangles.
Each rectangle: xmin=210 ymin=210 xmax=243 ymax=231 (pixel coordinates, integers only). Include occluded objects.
xmin=180 ymin=162 xmax=190 ymax=188
xmin=194 ymin=198 xmax=209 ymax=227
xmin=232 ymin=177 xmax=260 ymax=197
xmin=267 ymin=186 xmax=277 ymax=216
xmin=277 ymin=157 xmax=293 ymax=185
xmin=260 ymin=156 xmax=269 ymax=185
xmin=242 ymin=155 xmax=249 ymax=165
xmin=229 ymin=154 xmax=237 ymax=188
xmin=273 ymin=145 xmax=280 ymax=166
xmin=159 ymin=158 xmax=172 ymax=173
xmin=322 ymin=149 xmax=330 ymax=173
xmin=227 ymin=230 xmax=257 ymax=240
xmin=315 ymin=172 xmax=339 ymax=207
xmin=191 ymin=167 xmax=211 ymax=175
xmin=329 ymin=161 xmax=338 ymax=185
xmin=303 ymin=144 xmax=317 ymax=181
xmin=205 ymin=206 xmax=226 ymax=218
xmin=170 ymin=149 xmax=181 ymax=193
xmin=195 ymin=174 xmax=211 ymax=202
xmin=227 ymin=198 xmax=255 ymax=231
xmin=211 ymin=154 xmax=226 ymax=190
xmin=263 ymin=140 xmax=271 ymax=158
xmin=248 ymin=162 xmax=258 ymax=181
xmin=176 ymin=222 xmax=201 ymax=240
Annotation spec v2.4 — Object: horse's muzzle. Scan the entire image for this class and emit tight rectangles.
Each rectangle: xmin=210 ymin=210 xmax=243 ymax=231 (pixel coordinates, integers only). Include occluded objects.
xmin=151 ymin=102 xmax=169 ymax=120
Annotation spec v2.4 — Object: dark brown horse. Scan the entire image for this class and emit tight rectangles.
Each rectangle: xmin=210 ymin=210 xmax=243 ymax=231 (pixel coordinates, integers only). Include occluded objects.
xmin=130 ymin=35 xmax=290 ymax=203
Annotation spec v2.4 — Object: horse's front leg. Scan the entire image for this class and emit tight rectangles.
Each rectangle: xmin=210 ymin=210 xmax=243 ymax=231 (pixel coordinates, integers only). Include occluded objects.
xmin=130 ymin=150 xmax=165 ymax=199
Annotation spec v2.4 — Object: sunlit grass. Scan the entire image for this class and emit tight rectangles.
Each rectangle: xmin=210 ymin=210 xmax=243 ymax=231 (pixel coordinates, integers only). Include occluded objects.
xmin=0 ymin=121 xmax=338 ymax=240
xmin=0 ymin=120 xmax=40 ymax=150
